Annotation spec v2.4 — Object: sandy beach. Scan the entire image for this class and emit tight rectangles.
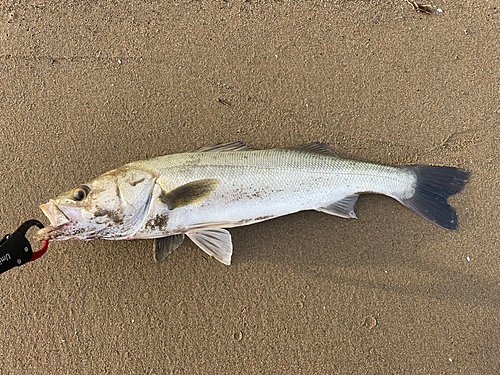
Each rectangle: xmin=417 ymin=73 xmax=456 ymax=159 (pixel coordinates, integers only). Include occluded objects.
xmin=1 ymin=1 xmax=499 ymax=373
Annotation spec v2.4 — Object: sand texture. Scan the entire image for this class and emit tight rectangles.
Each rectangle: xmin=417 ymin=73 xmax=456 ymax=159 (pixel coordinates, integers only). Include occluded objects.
xmin=1 ymin=1 xmax=499 ymax=374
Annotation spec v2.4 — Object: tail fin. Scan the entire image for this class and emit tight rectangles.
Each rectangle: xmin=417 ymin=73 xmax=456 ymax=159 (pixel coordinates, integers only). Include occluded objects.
xmin=398 ymin=165 xmax=470 ymax=230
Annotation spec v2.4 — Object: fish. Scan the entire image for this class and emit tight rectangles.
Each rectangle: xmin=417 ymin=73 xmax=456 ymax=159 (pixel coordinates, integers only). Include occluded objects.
xmin=35 ymin=142 xmax=469 ymax=265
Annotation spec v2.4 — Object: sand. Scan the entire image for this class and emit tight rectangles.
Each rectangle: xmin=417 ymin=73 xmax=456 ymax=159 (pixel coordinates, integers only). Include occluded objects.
xmin=1 ymin=1 xmax=499 ymax=373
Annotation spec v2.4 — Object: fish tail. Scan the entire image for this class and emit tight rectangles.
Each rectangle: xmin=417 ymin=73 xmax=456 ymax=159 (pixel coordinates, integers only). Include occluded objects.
xmin=397 ymin=165 xmax=470 ymax=230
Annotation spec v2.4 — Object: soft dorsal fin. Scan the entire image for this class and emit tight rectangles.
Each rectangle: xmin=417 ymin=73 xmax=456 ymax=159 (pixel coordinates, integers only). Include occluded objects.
xmin=282 ymin=142 xmax=338 ymax=157
xmin=154 ymin=234 xmax=185 ymax=263
xmin=190 ymin=141 xmax=251 ymax=153
xmin=186 ymin=228 xmax=233 ymax=265
xmin=316 ymin=194 xmax=359 ymax=219
xmin=160 ymin=179 xmax=219 ymax=210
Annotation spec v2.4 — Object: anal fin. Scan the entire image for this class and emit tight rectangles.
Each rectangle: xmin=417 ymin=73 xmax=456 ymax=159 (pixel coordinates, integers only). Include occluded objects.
xmin=186 ymin=228 xmax=233 ymax=265
xmin=316 ymin=194 xmax=359 ymax=219
xmin=154 ymin=234 xmax=185 ymax=263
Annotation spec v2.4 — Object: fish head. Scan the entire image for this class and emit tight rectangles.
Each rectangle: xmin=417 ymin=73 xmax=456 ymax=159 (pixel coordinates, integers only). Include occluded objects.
xmin=36 ymin=167 xmax=158 ymax=241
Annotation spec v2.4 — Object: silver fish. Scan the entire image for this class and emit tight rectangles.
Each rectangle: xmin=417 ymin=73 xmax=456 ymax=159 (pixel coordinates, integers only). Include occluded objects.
xmin=36 ymin=142 xmax=469 ymax=265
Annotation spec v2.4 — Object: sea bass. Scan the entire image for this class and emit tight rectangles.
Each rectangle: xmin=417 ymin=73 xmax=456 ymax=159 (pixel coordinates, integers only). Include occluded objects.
xmin=36 ymin=142 xmax=469 ymax=265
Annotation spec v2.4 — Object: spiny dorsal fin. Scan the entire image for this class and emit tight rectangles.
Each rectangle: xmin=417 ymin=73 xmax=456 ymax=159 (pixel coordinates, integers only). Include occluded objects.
xmin=282 ymin=142 xmax=338 ymax=157
xmin=160 ymin=179 xmax=219 ymax=210
xmin=186 ymin=228 xmax=233 ymax=265
xmin=190 ymin=141 xmax=251 ymax=153
xmin=316 ymin=194 xmax=359 ymax=219
xmin=154 ymin=234 xmax=185 ymax=263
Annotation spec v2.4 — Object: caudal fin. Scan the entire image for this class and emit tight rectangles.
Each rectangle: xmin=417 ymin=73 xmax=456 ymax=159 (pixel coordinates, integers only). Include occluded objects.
xmin=398 ymin=165 xmax=469 ymax=230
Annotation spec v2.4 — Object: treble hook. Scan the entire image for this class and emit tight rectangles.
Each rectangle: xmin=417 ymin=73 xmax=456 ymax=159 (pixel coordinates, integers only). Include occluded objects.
xmin=0 ymin=220 xmax=49 ymax=275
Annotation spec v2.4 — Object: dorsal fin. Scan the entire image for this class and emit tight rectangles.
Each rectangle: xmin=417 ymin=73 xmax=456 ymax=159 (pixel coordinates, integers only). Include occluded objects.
xmin=190 ymin=142 xmax=251 ymax=153
xmin=282 ymin=142 xmax=338 ymax=157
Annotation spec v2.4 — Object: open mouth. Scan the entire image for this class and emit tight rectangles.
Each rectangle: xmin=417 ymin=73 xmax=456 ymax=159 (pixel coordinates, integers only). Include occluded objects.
xmin=35 ymin=201 xmax=72 ymax=241
xmin=40 ymin=200 xmax=71 ymax=227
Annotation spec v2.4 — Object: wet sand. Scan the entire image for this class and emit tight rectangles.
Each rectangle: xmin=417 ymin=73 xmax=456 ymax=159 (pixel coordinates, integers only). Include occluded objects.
xmin=1 ymin=1 xmax=499 ymax=373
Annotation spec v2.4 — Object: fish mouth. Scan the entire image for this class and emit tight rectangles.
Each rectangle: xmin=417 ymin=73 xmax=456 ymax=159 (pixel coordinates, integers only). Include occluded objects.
xmin=40 ymin=200 xmax=71 ymax=227
xmin=35 ymin=200 xmax=72 ymax=241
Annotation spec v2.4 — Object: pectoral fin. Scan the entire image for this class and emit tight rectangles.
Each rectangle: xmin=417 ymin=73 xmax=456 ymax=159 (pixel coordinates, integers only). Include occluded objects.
xmin=160 ymin=179 xmax=219 ymax=210
xmin=154 ymin=234 xmax=185 ymax=263
xmin=186 ymin=228 xmax=233 ymax=265
xmin=316 ymin=194 xmax=359 ymax=219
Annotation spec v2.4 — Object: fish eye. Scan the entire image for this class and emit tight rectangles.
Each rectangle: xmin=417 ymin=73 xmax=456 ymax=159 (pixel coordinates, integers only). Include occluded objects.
xmin=72 ymin=185 xmax=91 ymax=201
